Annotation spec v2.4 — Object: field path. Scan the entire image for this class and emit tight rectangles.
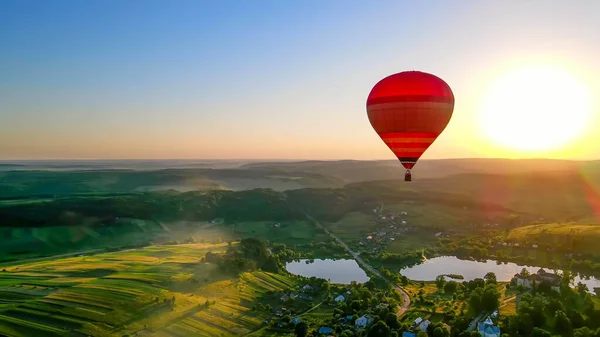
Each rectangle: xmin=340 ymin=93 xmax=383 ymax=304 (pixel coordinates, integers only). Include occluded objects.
xmin=305 ymin=214 xmax=411 ymax=317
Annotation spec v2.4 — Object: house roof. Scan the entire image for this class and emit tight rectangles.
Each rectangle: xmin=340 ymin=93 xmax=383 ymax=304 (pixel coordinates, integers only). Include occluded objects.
xmin=318 ymin=327 xmax=333 ymax=334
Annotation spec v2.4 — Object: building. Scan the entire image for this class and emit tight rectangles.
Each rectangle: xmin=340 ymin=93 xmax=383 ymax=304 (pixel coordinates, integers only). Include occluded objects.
xmin=413 ymin=317 xmax=423 ymax=326
xmin=291 ymin=317 xmax=302 ymax=324
xmin=280 ymin=294 xmax=290 ymax=302
xmin=478 ymin=317 xmax=500 ymax=337
xmin=290 ymin=292 xmax=299 ymax=299
xmin=302 ymin=284 xmax=314 ymax=293
xmin=318 ymin=327 xmax=333 ymax=334
xmin=418 ymin=320 xmax=431 ymax=331
xmin=334 ymin=295 xmax=345 ymax=303
xmin=355 ymin=315 xmax=373 ymax=329
xmin=512 ymin=268 xmax=561 ymax=292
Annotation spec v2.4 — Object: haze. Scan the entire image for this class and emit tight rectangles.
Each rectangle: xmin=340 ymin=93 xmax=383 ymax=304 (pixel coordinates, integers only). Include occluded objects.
xmin=1 ymin=0 xmax=599 ymax=160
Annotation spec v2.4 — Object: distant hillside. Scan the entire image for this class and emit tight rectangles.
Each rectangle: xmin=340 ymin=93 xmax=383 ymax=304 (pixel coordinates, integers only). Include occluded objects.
xmin=2 ymin=167 xmax=600 ymax=260
xmin=0 ymin=168 xmax=345 ymax=198
xmin=242 ymin=158 xmax=600 ymax=182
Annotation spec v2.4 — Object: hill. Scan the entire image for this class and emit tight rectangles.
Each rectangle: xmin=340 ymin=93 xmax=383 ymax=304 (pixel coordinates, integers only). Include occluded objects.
xmin=0 ymin=168 xmax=345 ymax=198
xmin=2 ymin=158 xmax=599 ymax=199
xmin=241 ymin=158 xmax=600 ymax=182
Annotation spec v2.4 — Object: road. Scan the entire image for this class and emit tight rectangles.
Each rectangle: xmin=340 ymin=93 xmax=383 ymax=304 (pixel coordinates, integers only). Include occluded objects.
xmin=467 ymin=312 xmax=486 ymax=331
xmin=305 ymin=214 xmax=411 ymax=316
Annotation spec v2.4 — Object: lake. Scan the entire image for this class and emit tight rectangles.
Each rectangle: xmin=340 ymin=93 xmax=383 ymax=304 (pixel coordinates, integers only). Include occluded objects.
xmin=399 ymin=256 xmax=600 ymax=290
xmin=286 ymin=259 xmax=370 ymax=284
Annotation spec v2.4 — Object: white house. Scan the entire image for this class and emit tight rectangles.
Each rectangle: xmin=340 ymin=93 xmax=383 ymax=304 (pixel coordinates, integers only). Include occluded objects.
xmin=401 ymin=220 xmax=407 ymax=225
xmin=355 ymin=315 xmax=373 ymax=329
xmin=334 ymin=295 xmax=345 ymax=303
xmin=419 ymin=319 xmax=431 ymax=331
xmin=413 ymin=317 xmax=423 ymax=326
xmin=302 ymin=284 xmax=314 ymax=292
xmin=532 ymin=244 xmax=539 ymax=249
xmin=401 ymin=211 xmax=408 ymax=215
xmin=435 ymin=232 xmax=443 ymax=237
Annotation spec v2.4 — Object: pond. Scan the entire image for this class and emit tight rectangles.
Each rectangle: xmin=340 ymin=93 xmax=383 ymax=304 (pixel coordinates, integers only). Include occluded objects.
xmin=399 ymin=256 xmax=600 ymax=290
xmin=286 ymin=259 xmax=370 ymax=284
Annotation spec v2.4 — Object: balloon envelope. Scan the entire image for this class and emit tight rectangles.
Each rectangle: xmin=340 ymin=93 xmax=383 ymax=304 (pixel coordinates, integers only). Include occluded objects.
xmin=366 ymin=71 xmax=454 ymax=169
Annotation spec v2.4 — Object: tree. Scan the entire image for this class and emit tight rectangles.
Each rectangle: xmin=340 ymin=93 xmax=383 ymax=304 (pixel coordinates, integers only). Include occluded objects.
xmin=436 ymin=275 xmax=446 ymax=291
xmin=417 ymin=331 xmax=429 ymax=337
xmin=484 ymin=272 xmax=497 ymax=284
xmin=468 ymin=288 xmax=484 ymax=313
xmin=433 ymin=327 xmax=449 ymax=337
xmin=368 ymin=321 xmax=391 ymax=337
xmin=531 ymin=327 xmax=552 ymax=337
xmin=386 ymin=313 xmax=400 ymax=330
xmin=481 ymin=285 xmax=500 ymax=311
xmin=577 ymin=282 xmax=589 ymax=296
xmin=573 ymin=327 xmax=594 ymax=337
xmin=555 ymin=310 xmax=573 ymax=337
xmin=295 ymin=322 xmax=308 ymax=337
xmin=444 ymin=281 xmax=458 ymax=294
xmin=520 ymin=268 xmax=530 ymax=277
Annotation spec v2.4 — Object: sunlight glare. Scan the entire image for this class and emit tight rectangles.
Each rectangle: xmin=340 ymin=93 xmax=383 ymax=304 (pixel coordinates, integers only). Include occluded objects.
xmin=479 ymin=66 xmax=592 ymax=152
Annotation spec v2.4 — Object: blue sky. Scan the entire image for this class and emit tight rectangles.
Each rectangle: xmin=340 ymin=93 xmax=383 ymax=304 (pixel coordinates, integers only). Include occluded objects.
xmin=1 ymin=1 xmax=599 ymax=160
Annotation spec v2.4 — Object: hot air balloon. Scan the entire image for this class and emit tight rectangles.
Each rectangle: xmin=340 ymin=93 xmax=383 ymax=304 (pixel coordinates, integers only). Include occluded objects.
xmin=366 ymin=71 xmax=454 ymax=181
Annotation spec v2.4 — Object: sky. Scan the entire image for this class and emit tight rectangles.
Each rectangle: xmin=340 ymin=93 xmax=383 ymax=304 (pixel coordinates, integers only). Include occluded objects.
xmin=1 ymin=0 xmax=599 ymax=160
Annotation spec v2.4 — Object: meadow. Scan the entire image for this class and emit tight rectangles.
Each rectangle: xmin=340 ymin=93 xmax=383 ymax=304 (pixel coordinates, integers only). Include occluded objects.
xmin=0 ymin=243 xmax=302 ymax=337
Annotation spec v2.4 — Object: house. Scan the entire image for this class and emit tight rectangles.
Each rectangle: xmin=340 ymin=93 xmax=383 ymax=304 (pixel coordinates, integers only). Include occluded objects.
xmin=291 ymin=317 xmax=302 ymax=324
xmin=419 ymin=319 xmax=431 ymax=331
xmin=435 ymin=232 xmax=443 ymax=237
xmin=478 ymin=317 xmax=500 ymax=337
xmin=376 ymin=303 xmax=389 ymax=309
xmin=514 ymin=243 xmax=520 ymax=247
xmin=512 ymin=268 xmax=561 ymax=292
xmin=402 ymin=220 xmax=407 ymax=225
xmin=290 ymin=292 xmax=299 ymax=299
xmin=532 ymin=244 xmax=539 ymax=249
xmin=280 ymin=294 xmax=290 ymax=302
xmin=355 ymin=315 xmax=373 ymax=328
xmin=401 ymin=211 xmax=408 ymax=215
xmin=318 ymin=327 xmax=333 ymax=334
xmin=367 ymin=236 xmax=373 ymax=240
xmin=413 ymin=317 xmax=423 ymax=326
xmin=298 ymin=293 xmax=312 ymax=301
xmin=302 ymin=284 xmax=314 ymax=293
xmin=334 ymin=295 xmax=345 ymax=303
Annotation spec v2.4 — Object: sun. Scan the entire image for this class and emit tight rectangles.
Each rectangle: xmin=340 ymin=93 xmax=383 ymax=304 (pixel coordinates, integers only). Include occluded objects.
xmin=479 ymin=65 xmax=592 ymax=152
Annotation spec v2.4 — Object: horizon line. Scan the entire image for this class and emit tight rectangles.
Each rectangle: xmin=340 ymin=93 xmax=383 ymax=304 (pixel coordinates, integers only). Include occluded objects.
xmin=0 ymin=157 xmax=597 ymax=162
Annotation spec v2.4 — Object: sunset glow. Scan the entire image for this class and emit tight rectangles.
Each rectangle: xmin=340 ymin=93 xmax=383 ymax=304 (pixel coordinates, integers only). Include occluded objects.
xmin=478 ymin=66 xmax=592 ymax=153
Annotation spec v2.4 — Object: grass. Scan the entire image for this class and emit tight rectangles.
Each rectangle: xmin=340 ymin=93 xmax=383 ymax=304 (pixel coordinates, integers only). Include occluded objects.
xmin=506 ymin=223 xmax=600 ymax=255
xmin=0 ymin=242 xmax=302 ymax=337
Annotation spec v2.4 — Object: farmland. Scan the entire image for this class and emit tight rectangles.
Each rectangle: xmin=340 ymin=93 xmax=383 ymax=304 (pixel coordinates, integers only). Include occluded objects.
xmin=0 ymin=243 xmax=302 ymax=337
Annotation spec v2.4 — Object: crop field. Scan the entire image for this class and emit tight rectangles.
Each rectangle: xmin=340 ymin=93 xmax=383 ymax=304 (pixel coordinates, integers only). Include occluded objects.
xmin=0 ymin=243 xmax=301 ymax=337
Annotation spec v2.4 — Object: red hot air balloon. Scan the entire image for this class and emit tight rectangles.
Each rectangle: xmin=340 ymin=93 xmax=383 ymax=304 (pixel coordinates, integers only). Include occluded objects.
xmin=366 ymin=71 xmax=454 ymax=181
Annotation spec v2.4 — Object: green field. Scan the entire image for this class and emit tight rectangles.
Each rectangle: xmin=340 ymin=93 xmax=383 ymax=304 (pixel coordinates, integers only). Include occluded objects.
xmin=0 ymin=243 xmax=302 ymax=337
xmin=506 ymin=223 xmax=600 ymax=254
